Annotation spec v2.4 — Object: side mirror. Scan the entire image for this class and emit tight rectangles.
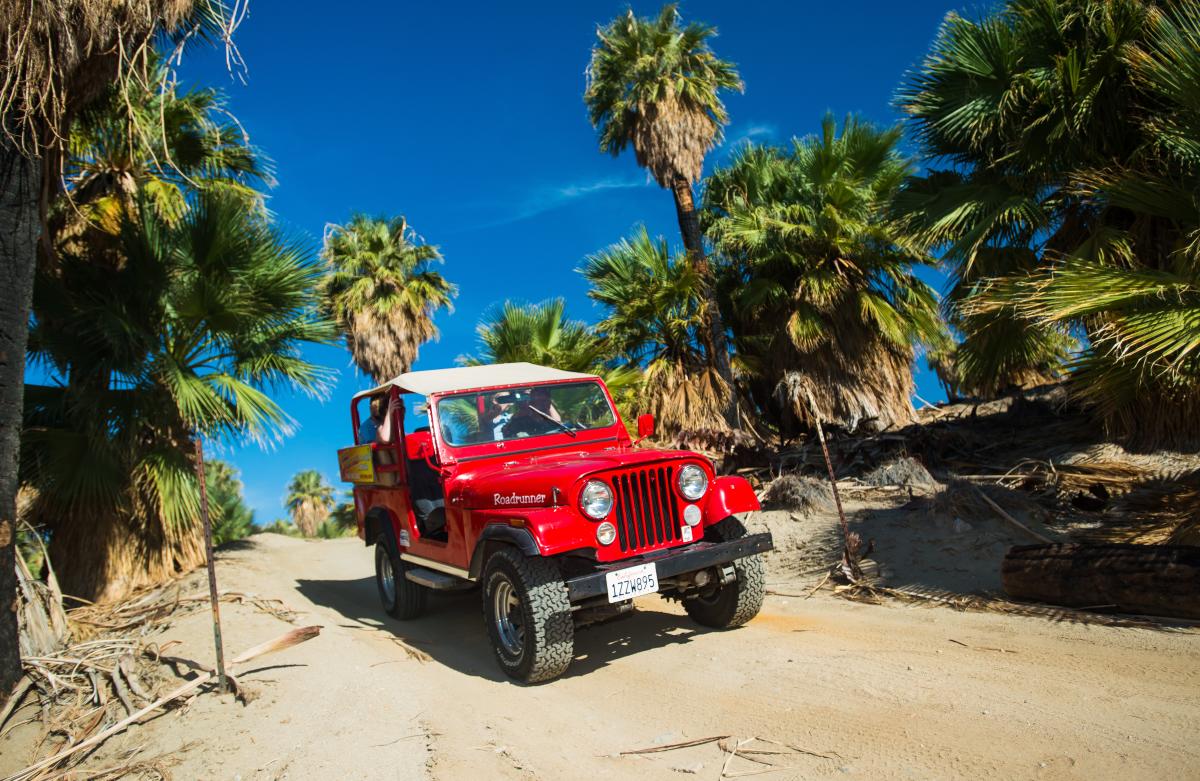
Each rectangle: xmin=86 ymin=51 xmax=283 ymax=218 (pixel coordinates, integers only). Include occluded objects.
xmin=636 ymin=414 xmax=656 ymax=440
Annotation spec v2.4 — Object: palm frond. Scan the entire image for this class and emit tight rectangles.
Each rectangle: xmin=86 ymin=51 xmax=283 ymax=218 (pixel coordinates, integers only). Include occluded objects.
xmin=704 ymin=115 xmax=947 ymax=433
xmin=585 ymin=3 xmax=741 ymax=186
xmin=320 ymin=214 xmax=456 ymax=382
xmin=895 ymin=0 xmax=1200 ymax=443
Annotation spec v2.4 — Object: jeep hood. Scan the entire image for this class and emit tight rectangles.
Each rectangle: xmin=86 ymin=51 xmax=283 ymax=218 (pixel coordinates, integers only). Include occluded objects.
xmin=452 ymin=447 xmax=703 ymax=510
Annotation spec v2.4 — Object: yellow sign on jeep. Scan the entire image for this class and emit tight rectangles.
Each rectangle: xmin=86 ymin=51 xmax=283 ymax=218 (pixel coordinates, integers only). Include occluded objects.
xmin=337 ymin=444 xmax=376 ymax=485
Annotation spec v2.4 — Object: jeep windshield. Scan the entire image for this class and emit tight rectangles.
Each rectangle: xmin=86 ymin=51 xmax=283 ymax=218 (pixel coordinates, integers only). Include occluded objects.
xmin=435 ymin=380 xmax=616 ymax=446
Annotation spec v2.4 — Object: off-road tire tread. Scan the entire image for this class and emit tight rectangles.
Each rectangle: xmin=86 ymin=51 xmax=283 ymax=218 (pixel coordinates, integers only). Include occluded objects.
xmin=483 ymin=547 xmax=574 ymax=684
xmin=376 ymin=533 xmax=428 ymax=620
xmin=683 ymin=517 xmax=765 ymax=628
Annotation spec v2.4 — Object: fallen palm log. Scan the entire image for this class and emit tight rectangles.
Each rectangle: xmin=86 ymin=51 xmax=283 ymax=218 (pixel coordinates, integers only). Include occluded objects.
xmin=1002 ymin=543 xmax=1200 ymax=620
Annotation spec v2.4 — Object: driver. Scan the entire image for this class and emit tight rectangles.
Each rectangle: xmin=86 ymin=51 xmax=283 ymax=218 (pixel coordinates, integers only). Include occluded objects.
xmin=502 ymin=387 xmax=562 ymax=438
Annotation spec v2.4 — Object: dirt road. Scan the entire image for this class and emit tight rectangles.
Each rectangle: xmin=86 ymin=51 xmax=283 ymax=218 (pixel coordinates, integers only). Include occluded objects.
xmin=5 ymin=532 xmax=1197 ymax=780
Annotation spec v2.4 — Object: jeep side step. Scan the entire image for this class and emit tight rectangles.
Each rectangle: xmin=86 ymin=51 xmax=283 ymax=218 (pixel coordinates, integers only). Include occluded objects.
xmin=405 ymin=566 xmax=472 ymax=591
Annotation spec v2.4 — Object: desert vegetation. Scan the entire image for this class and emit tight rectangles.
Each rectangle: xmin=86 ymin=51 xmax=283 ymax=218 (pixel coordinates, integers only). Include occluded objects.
xmin=585 ymin=3 xmax=743 ymax=424
xmin=320 ymin=215 xmax=456 ymax=384
xmin=284 ymin=470 xmax=336 ymax=538
xmin=895 ymin=0 xmax=1200 ymax=447
xmin=3 ymin=0 xmax=1198 ymax=733
xmin=474 ymin=0 xmax=1198 ymax=455
xmin=703 ymin=115 xmax=948 ymax=436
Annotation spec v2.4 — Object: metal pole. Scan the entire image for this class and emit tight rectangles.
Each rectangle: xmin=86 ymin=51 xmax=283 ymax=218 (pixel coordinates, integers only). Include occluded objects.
xmin=804 ymin=389 xmax=859 ymax=581
xmin=194 ymin=437 xmax=228 ymax=692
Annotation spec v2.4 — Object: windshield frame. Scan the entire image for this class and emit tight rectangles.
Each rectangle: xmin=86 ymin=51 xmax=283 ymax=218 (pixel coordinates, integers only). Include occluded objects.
xmin=429 ymin=379 xmax=625 ymax=459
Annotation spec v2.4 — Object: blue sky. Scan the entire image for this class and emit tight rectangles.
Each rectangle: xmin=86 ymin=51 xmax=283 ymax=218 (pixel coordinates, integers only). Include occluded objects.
xmin=173 ymin=0 xmax=968 ymax=523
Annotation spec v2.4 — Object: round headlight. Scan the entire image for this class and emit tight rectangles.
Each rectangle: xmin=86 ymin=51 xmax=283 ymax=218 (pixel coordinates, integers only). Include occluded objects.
xmin=683 ymin=504 xmax=702 ymax=526
xmin=596 ymin=522 xmax=617 ymax=546
xmin=677 ymin=464 xmax=708 ymax=501
xmin=580 ymin=480 xmax=613 ymax=520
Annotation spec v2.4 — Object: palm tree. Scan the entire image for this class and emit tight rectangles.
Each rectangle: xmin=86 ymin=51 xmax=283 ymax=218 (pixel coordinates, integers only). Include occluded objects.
xmin=205 ymin=460 xmax=256 ymax=546
xmin=897 ymin=0 xmax=1200 ymax=447
xmin=703 ymin=115 xmax=948 ymax=436
xmin=585 ymin=3 xmax=742 ymax=424
xmin=59 ymin=56 xmax=271 ymax=242
xmin=893 ymin=171 xmax=1078 ymax=398
xmin=320 ymin=215 xmax=456 ymax=384
xmin=328 ymin=491 xmax=357 ymax=534
xmin=464 ymin=299 xmax=606 ymax=371
xmin=285 ymin=470 xmax=336 ymax=538
xmin=0 ymin=0 xmax=227 ymax=695
xmin=22 ymin=190 xmax=335 ymax=601
xmin=461 ymin=298 xmax=640 ymax=408
xmin=582 ymin=228 xmax=726 ymax=433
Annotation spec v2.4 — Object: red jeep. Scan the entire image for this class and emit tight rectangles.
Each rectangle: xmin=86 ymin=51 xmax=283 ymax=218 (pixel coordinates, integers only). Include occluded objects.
xmin=338 ymin=363 xmax=771 ymax=682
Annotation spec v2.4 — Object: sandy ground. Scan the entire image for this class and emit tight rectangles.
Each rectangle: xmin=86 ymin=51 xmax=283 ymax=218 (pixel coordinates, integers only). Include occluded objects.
xmin=3 ymin=524 xmax=1198 ymax=781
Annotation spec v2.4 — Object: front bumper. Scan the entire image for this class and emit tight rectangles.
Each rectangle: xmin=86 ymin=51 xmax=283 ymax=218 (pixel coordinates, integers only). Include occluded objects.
xmin=564 ymin=532 xmax=773 ymax=603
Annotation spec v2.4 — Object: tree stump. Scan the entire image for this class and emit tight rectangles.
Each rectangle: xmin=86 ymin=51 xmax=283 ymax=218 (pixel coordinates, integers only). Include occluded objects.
xmin=1002 ymin=543 xmax=1200 ymax=620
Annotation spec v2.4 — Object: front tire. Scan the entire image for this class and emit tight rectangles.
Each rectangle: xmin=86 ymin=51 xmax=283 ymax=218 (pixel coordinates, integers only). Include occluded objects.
xmin=481 ymin=548 xmax=574 ymax=683
xmin=375 ymin=533 xmax=428 ymax=620
xmin=683 ymin=517 xmax=765 ymax=629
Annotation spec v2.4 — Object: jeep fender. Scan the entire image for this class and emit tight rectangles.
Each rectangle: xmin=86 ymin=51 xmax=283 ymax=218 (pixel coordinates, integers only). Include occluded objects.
xmin=363 ymin=507 xmax=399 ymax=549
xmin=706 ymin=475 xmax=760 ymax=520
xmin=469 ymin=525 xmax=541 ymax=580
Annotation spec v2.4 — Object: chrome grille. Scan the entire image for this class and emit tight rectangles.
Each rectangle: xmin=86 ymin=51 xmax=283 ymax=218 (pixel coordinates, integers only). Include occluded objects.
xmin=610 ymin=466 xmax=681 ymax=553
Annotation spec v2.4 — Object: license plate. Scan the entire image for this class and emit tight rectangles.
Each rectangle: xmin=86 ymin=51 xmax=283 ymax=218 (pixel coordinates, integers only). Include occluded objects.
xmin=605 ymin=562 xmax=659 ymax=603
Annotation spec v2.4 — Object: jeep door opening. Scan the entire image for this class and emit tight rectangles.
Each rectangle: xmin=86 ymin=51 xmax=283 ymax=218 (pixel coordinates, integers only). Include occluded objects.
xmin=337 ymin=362 xmax=772 ymax=683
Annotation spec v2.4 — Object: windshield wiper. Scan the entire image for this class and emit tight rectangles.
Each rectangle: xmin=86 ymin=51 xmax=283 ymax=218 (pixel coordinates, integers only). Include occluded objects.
xmin=529 ymin=406 xmax=576 ymax=438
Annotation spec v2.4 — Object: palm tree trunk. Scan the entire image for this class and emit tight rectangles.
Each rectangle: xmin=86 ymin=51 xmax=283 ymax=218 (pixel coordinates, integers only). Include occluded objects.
xmin=49 ymin=505 xmax=208 ymax=603
xmin=293 ymin=502 xmax=318 ymax=537
xmin=0 ymin=134 xmax=42 ymax=694
xmin=669 ymin=174 xmax=738 ymax=429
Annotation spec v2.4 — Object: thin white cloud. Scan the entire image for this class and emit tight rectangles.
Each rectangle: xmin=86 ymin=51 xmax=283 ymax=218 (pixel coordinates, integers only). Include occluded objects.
xmin=460 ymin=175 xmax=650 ymax=232
xmin=555 ymin=177 xmax=645 ymax=200
xmin=723 ymin=122 xmax=779 ymax=150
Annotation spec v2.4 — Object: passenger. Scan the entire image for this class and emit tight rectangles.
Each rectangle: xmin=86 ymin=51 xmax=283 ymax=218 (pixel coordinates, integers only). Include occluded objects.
xmin=377 ymin=396 xmax=397 ymax=444
xmin=531 ymin=386 xmax=561 ymax=422
xmin=503 ymin=387 xmax=563 ymax=438
xmin=486 ymin=394 xmax=513 ymax=440
xmin=358 ymin=395 xmax=386 ymax=444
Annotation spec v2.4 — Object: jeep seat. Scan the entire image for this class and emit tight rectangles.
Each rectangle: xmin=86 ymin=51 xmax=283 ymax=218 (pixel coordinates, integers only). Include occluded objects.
xmin=405 ymin=428 xmax=433 ymax=460
xmin=404 ymin=428 xmax=446 ymax=541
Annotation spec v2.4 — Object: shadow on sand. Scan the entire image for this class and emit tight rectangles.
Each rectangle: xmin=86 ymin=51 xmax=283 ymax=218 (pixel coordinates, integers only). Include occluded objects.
xmin=295 ymin=574 xmax=708 ymax=682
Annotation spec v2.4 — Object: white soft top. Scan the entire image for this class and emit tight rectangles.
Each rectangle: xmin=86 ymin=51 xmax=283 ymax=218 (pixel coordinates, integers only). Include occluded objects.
xmin=352 ymin=362 xmax=598 ymax=400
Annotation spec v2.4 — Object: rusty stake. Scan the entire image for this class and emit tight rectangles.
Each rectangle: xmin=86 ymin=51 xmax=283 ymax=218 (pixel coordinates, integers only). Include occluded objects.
xmin=194 ymin=437 xmax=228 ymax=693
xmin=804 ymin=389 xmax=860 ymax=581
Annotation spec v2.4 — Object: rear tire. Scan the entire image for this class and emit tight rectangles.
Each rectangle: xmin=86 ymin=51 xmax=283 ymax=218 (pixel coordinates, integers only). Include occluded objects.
xmin=481 ymin=548 xmax=574 ymax=683
xmin=375 ymin=533 xmax=428 ymax=620
xmin=683 ymin=517 xmax=765 ymax=629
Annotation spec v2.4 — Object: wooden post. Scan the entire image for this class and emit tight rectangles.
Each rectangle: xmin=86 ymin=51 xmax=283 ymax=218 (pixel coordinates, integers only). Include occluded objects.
xmin=804 ymin=389 xmax=860 ymax=580
xmin=194 ymin=437 xmax=228 ymax=692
